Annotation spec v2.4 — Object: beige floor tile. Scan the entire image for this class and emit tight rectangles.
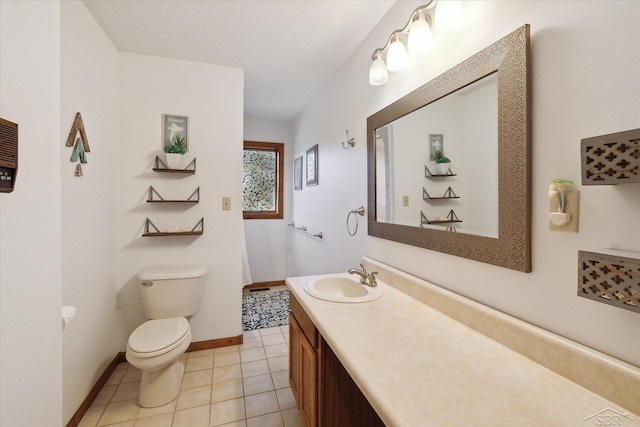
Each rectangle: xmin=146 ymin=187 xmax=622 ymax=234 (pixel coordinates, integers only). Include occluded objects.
xmin=244 ymin=391 xmax=280 ymax=419
xmin=215 ymin=345 xmax=240 ymax=355
xmin=105 ymin=363 xmax=129 ymax=386
xmin=111 ymin=381 xmax=140 ymax=403
xmin=177 ymin=385 xmax=212 ymax=411
xmin=241 ymin=360 xmax=270 ymax=378
xmin=211 ymin=378 xmax=244 ymax=403
xmin=182 ymin=368 xmax=213 ymax=389
xmin=214 ymin=351 xmax=240 ymax=367
xmin=261 ymin=334 xmax=285 ymax=347
xmin=242 ymin=330 xmax=260 ymax=339
xmin=243 ymin=374 xmax=274 ymax=396
xmin=259 ymin=327 xmax=282 ymax=336
xmin=275 ymin=388 xmax=296 ymax=410
xmin=213 ymin=364 xmax=242 ymax=384
xmin=210 ymin=397 xmax=246 ymax=426
xmin=179 ymin=352 xmax=188 ymax=361
xmin=188 ymin=349 xmax=214 ymax=359
xmin=278 ymin=326 xmax=288 ymax=334
xmin=239 ymin=337 xmax=263 ymax=350
xmin=246 ymin=411 xmax=284 ymax=427
xmin=97 ymin=400 xmax=140 ymax=426
xmin=267 ymin=356 xmax=288 ymax=373
xmin=122 ymin=367 xmax=142 ymax=383
xmin=271 ymin=371 xmax=289 ymax=390
xmin=92 ymin=384 xmax=117 ymax=406
xmin=137 ymin=398 xmax=177 ymax=419
xmin=240 ymin=347 xmax=266 ymax=363
xmin=186 ymin=355 xmax=214 ymax=372
xmin=172 ymin=404 xmax=210 ymax=427
xmin=104 ymin=421 xmax=135 ymax=427
xmin=264 ymin=344 xmax=288 ymax=359
xmin=133 ymin=412 xmax=173 ymax=427
xmin=217 ymin=421 xmax=246 ymax=427
xmin=78 ymin=404 xmax=106 ymax=427
xmin=281 ymin=407 xmax=304 ymax=427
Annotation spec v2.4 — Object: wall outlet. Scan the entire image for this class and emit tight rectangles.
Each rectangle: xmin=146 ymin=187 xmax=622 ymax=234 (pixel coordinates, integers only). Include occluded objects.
xmin=222 ymin=197 xmax=231 ymax=211
xmin=402 ymin=195 xmax=409 ymax=207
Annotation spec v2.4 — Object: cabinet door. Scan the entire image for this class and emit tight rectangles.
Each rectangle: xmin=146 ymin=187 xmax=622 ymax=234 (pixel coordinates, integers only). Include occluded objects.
xmin=289 ymin=313 xmax=301 ymax=405
xmin=299 ymin=331 xmax=317 ymax=427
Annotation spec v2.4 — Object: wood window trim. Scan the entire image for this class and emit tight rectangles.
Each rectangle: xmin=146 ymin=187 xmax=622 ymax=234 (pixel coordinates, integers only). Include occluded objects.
xmin=243 ymin=140 xmax=284 ymax=220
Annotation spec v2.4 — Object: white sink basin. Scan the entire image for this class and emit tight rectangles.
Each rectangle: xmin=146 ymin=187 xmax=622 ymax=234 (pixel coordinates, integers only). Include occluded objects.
xmin=304 ymin=274 xmax=383 ymax=303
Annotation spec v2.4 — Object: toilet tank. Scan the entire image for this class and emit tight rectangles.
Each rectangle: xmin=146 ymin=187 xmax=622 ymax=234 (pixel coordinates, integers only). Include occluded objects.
xmin=137 ymin=266 xmax=207 ymax=319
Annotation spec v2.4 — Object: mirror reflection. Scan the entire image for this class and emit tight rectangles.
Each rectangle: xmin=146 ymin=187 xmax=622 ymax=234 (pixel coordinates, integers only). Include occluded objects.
xmin=375 ymin=73 xmax=499 ymax=238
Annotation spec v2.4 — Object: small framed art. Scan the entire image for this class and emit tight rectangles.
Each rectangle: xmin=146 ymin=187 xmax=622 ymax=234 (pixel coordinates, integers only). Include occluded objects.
xmin=294 ymin=156 xmax=303 ymax=190
xmin=162 ymin=114 xmax=189 ymax=152
xmin=429 ymin=134 xmax=443 ymax=160
xmin=306 ymin=144 xmax=318 ymax=186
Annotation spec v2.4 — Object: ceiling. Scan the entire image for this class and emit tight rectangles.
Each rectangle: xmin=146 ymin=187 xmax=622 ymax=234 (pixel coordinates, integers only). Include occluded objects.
xmin=82 ymin=0 xmax=396 ymax=121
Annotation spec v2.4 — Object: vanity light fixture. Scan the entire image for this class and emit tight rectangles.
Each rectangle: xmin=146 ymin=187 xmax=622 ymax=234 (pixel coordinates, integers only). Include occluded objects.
xmin=368 ymin=0 xmax=465 ymax=86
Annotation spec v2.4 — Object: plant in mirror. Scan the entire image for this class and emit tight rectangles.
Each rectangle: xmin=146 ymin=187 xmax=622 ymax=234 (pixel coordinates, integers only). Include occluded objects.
xmin=367 ymin=25 xmax=531 ymax=272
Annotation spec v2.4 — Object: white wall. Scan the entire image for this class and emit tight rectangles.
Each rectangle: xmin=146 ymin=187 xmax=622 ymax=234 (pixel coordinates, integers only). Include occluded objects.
xmin=61 ymin=2 xmax=120 ymax=424
xmin=117 ymin=53 xmax=244 ymax=346
xmin=293 ymin=1 xmax=640 ymax=366
xmin=0 ymin=1 xmax=63 ymax=426
xmin=243 ymin=118 xmax=295 ymax=283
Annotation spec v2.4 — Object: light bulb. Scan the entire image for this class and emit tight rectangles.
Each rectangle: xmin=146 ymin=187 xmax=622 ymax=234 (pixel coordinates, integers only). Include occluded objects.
xmin=408 ymin=12 xmax=432 ymax=54
xmin=369 ymin=52 xmax=389 ymax=86
xmin=434 ymin=0 xmax=464 ymax=33
xmin=386 ymin=34 xmax=408 ymax=72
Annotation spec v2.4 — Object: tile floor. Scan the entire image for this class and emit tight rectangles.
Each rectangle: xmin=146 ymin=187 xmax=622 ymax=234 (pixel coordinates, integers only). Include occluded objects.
xmin=78 ymin=326 xmax=302 ymax=427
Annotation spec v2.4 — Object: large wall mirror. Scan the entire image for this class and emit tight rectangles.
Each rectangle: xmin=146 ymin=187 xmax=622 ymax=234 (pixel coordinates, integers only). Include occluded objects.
xmin=367 ymin=25 xmax=531 ymax=272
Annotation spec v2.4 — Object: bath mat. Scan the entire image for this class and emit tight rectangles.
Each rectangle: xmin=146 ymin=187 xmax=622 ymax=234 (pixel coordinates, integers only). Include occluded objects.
xmin=242 ymin=289 xmax=290 ymax=330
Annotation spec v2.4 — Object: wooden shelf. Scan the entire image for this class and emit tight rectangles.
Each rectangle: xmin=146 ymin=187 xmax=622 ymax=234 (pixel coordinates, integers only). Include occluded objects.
xmin=142 ymin=217 xmax=204 ymax=237
xmin=153 ymin=155 xmax=196 ymax=174
xmin=581 ymin=128 xmax=640 ymax=185
xmin=146 ymin=186 xmax=199 ymax=203
xmin=423 ymin=187 xmax=459 ymax=201
xmin=425 ymin=165 xmax=456 ymax=178
xmin=420 ymin=210 xmax=462 ymax=227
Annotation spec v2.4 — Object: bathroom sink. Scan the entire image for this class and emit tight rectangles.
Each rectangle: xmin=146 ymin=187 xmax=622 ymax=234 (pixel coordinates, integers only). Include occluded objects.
xmin=304 ymin=274 xmax=383 ymax=303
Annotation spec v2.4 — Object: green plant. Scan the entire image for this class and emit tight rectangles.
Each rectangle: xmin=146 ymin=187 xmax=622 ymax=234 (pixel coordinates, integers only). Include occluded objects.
xmin=548 ymin=178 xmax=574 ymax=212
xmin=164 ymin=134 xmax=187 ymax=154
xmin=433 ymin=149 xmax=450 ymax=164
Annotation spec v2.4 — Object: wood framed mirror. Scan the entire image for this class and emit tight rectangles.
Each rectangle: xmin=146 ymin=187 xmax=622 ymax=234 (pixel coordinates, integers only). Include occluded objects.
xmin=367 ymin=25 xmax=531 ymax=272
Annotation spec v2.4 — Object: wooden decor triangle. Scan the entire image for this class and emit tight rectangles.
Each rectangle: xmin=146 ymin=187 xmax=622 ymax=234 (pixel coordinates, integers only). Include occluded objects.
xmin=66 ymin=112 xmax=90 ymax=152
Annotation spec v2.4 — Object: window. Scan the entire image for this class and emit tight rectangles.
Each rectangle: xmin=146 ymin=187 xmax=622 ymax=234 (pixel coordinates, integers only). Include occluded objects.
xmin=242 ymin=141 xmax=284 ymax=219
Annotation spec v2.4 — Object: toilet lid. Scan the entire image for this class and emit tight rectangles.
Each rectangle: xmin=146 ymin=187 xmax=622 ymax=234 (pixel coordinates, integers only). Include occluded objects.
xmin=128 ymin=317 xmax=190 ymax=354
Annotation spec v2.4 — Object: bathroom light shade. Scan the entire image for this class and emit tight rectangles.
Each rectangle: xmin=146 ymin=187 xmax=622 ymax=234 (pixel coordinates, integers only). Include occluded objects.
xmin=408 ymin=13 xmax=432 ymax=54
xmin=369 ymin=52 xmax=389 ymax=86
xmin=386 ymin=34 xmax=409 ymax=72
xmin=434 ymin=0 xmax=464 ymax=33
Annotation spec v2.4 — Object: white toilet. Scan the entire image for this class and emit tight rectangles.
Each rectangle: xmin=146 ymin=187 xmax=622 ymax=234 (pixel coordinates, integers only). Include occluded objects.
xmin=126 ymin=266 xmax=207 ymax=408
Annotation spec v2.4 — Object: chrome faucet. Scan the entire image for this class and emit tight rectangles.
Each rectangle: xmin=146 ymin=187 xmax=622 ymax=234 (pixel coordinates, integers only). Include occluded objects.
xmin=348 ymin=263 xmax=378 ymax=287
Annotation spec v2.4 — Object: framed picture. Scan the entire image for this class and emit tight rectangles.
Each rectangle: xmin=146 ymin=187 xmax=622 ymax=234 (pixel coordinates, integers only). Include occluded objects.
xmin=294 ymin=156 xmax=303 ymax=191
xmin=429 ymin=134 xmax=443 ymax=160
xmin=162 ymin=114 xmax=189 ymax=152
xmin=306 ymin=144 xmax=318 ymax=186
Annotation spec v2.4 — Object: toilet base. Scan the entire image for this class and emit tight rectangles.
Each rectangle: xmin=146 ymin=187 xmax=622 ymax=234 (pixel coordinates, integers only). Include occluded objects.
xmin=138 ymin=359 xmax=185 ymax=408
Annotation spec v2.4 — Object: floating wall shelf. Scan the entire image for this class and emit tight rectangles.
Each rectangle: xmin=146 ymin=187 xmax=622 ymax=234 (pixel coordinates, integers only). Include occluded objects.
xmin=578 ymin=249 xmax=640 ymax=314
xmin=143 ymin=217 xmax=204 ymax=237
xmin=425 ymin=165 xmax=456 ymax=178
xmin=153 ymin=155 xmax=197 ymax=174
xmin=146 ymin=186 xmax=199 ymax=203
xmin=423 ymin=187 xmax=459 ymax=201
xmin=420 ymin=210 xmax=461 ymax=227
xmin=580 ymin=128 xmax=640 ymax=185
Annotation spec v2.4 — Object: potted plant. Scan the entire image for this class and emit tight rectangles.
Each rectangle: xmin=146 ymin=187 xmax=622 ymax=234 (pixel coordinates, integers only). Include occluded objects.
xmin=433 ymin=149 xmax=451 ymax=175
xmin=548 ymin=178 xmax=574 ymax=225
xmin=164 ymin=134 xmax=187 ymax=169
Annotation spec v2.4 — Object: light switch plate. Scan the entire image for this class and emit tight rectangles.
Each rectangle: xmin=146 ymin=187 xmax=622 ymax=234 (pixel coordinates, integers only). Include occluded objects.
xmin=222 ymin=197 xmax=231 ymax=210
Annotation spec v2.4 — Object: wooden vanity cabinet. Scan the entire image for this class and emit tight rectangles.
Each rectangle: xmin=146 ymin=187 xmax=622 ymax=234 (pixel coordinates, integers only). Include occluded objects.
xmin=289 ymin=293 xmax=385 ymax=427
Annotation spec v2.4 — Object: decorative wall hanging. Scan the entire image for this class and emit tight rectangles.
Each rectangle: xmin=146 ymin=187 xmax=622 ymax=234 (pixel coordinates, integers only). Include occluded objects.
xmin=294 ymin=156 xmax=303 ymax=191
xmin=306 ymin=144 xmax=318 ymax=186
xmin=162 ymin=114 xmax=189 ymax=153
xmin=65 ymin=112 xmax=90 ymax=177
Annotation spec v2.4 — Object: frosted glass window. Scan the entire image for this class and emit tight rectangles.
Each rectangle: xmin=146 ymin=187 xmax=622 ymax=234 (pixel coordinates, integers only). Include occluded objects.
xmin=242 ymin=141 xmax=284 ymax=219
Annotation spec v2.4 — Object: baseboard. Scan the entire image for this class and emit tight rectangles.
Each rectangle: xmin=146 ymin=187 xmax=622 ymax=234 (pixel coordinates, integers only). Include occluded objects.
xmin=67 ymin=334 xmax=243 ymax=426
xmin=243 ymin=280 xmax=286 ymax=291
xmin=66 ymin=351 xmax=126 ymax=427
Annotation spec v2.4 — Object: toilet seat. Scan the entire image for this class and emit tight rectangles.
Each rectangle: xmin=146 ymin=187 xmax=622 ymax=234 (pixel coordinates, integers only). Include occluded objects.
xmin=128 ymin=317 xmax=190 ymax=358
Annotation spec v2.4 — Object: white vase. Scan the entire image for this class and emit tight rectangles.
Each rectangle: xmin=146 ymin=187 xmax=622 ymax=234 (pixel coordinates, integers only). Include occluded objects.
xmin=435 ymin=162 xmax=450 ymax=175
xmin=165 ymin=153 xmax=182 ymax=169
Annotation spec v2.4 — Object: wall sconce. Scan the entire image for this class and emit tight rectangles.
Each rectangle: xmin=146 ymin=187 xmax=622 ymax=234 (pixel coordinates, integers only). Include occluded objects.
xmin=369 ymin=0 xmax=465 ymax=86
xmin=341 ymin=130 xmax=356 ymax=149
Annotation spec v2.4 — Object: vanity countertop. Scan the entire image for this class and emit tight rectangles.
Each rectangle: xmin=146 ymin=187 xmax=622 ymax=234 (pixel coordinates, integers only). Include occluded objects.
xmin=285 ymin=258 xmax=640 ymax=427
